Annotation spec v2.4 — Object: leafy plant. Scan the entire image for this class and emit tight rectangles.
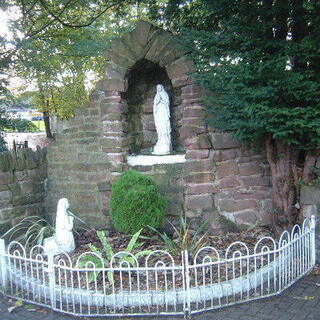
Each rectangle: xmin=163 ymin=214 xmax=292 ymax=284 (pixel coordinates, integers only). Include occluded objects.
xmin=150 ymin=215 xmax=208 ymax=257
xmin=0 ymin=107 xmax=14 ymax=151
xmin=109 ymin=170 xmax=167 ymax=234
xmin=1 ymin=211 xmax=90 ymax=248
xmin=1 ymin=216 xmax=55 ymax=247
xmin=78 ymin=228 xmax=152 ymax=284
xmin=67 ymin=210 xmax=92 ymax=233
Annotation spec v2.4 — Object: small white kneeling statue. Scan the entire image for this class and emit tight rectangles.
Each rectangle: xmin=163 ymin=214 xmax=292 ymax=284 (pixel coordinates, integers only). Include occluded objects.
xmin=152 ymin=84 xmax=172 ymax=155
xmin=44 ymin=198 xmax=75 ymax=256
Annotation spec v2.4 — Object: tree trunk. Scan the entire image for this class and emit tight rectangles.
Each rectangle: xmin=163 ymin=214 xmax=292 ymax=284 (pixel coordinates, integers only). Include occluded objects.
xmin=292 ymin=0 xmax=308 ymax=70
xmin=262 ymin=0 xmax=274 ymax=41
xmin=43 ymin=110 xmax=53 ymax=139
xmin=265 ymin=134 xmax=298 ymax=227
xmin=265 ymin=134 xmax=319 ymax=227
xmin=274 ymin=0 xmax=289 ymax=41
xmin=302 ymin=152 xmax=319 ymax=184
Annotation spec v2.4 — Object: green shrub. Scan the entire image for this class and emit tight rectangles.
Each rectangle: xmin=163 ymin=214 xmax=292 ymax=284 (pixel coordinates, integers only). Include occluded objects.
xmin=10 ymin=118 xmax=39 ymax=132
xmin=109 ymin=170 xmax=167 ymax=234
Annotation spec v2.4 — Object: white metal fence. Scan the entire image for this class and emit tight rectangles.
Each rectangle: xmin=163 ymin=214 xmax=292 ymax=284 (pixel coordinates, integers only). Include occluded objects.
xmin=0 ymin=216 xmax=316 ymax=318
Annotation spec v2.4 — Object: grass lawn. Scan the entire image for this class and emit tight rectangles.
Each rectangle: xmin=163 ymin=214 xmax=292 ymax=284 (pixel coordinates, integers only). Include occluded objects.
xmin=32 ymin=120 xmax=46 ymax=132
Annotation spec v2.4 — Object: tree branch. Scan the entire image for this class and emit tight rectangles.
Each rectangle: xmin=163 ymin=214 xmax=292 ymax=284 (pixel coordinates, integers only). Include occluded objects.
xmin=26 ymin=0 xmax=73 ymax=38
xmin=38 ymin=0 xmax=125 ymax=28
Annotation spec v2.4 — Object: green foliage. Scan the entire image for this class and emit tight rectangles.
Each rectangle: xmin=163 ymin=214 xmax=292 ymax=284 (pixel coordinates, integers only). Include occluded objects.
xmin=2 ymin=0 xmax=157 ymax=120
xmin=8 ymin=118 xmax=39 ymax=132
xmin=1 ymin=0 xmax=191 ymax=121
xmin=180 ymin=0 xmax=320 ymax=151
xmin=1 ymin=216 xmax=55 ymax=248
xmin=1 ymin=211 xmax=90 ymax=248
xmin=109 ymin=170 xmax=167 ymax=234
xmin=0 ymin=108 xmax=39 ymax=133
xmin=150 ymin=215 xmax=208 ymax=257
xmin=0 ymin=108 xmax=10 ymax=151
xmin=14 ymin=25 xmax=112 ymax=119
xmin=78 ymin=229 xmax=152 ymax=284
xmin=0 ymin=107 xmax=15 ymax=151
xmin=31 ymin=120 xmax=45 ymax=132
xmin=0 ymin=92 xmax=39 ymax=152
xmin=144 ymin=0 xmax=209 ymax=30
xmin=92 ymin=229 xmax=152 ymax=264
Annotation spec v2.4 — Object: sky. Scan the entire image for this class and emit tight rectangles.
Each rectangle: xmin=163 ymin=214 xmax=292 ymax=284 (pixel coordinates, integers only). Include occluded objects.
xmin=0 ymin=10 xmax=10 ymax=36
xmin=0 ymin=7 xmax=31 ymax=93
xmin=0 ymin=6 xmax=19 ymax=39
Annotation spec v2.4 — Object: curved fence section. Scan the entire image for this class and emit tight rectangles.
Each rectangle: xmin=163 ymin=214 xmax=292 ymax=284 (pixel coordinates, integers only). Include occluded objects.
xmin=0 ymin=216 xmax=316 ymax=317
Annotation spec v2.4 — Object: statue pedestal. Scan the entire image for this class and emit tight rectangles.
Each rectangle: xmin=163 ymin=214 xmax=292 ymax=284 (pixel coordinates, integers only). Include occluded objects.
xmin=44 ymin=235 xmax=75 ymax=256
xmin=152 ymin=144 xmax=171 ymax=155
xmin=43 ymin=237 xmax=59 ymax=256
xmin=127 ymin=154 xmax=185 ymax=166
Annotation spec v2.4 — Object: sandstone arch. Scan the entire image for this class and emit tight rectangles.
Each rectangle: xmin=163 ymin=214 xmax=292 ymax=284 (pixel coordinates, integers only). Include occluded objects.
xmin=46 ymin=20 xmax=272 ymax=229
xmin=96 ymin=21 xmax=213 ymax=222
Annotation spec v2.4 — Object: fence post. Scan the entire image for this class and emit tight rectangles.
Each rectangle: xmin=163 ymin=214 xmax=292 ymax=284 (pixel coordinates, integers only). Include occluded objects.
xmin=182 ymin=250 xmax=191 ymax=319
xmin=311 ymin=215 xmax=316 ymax=265
xmin=0 ymin=239 xmax=7 ymax=290
xmin=47 ymin=253 xmax=56 ymax=309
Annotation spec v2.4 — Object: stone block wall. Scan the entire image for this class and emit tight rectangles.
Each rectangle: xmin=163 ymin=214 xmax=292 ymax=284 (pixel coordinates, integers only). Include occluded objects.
xmin=301 ymin=183 xmax=320 ymax=261
xmin=0 ymin=148 xmax=47 ymax=234
xmin=179 ymin=83 xmax=216 ymax=227
xmin=210 ymin=132 xmax=272 ymax=227
xmin=45 ymin=92 xmax=114 ymax=228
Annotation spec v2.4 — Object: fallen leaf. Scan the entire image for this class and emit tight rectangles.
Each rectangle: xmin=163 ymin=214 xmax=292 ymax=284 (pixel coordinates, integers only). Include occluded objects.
xmin=14 ymin=300 xmax=23 ymax=307
xmin=8 ymin=306 xmax=18 ymax=313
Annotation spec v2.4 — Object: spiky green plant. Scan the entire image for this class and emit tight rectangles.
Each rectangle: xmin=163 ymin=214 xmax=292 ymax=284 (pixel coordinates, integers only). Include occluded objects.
xmin=150 ymin=215 xmax=208 ymax=257
xmin=78 ymin=228 xmax=152 ymax=284
xmin=1 ymin=211 xmax=90 ymax=248
xmin=1 ymin=216 xmax=54 ymax=247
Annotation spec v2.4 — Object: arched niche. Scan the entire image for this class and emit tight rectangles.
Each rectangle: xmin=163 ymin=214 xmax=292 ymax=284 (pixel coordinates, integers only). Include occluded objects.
xmin=94 ymin=20 xmax=213 ymax=226
xmin=46 ymin=20 xmax=273 ymax=231
xmin=123 ymin=59 xmax=183 ymax=155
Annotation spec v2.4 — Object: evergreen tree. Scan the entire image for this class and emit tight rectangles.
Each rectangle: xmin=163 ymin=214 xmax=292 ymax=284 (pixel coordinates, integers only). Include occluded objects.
xmin=180 ymin=0 xmax=320 ymax=225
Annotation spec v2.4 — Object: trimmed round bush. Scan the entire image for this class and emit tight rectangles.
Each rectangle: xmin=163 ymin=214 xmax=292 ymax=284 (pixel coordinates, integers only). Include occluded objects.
xmin=109 ymin=170 xmax=167 ymax=234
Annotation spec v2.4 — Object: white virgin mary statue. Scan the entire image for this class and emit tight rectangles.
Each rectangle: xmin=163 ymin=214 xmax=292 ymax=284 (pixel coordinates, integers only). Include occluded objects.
xmin=152 ymin=84 xmax=172 ymax=155
xmin=43 ymin=198 xmax=75 ymax=256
